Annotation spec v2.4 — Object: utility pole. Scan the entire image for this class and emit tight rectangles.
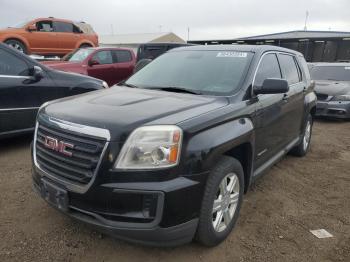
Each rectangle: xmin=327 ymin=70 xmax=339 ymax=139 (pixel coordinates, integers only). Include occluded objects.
xmin=159 ymin=25 xmax=162 ymax=32
xmin=304 ymin=11 xmax=309 ymax=31
xmin=187 ymin=27 xmax=190 ymax=42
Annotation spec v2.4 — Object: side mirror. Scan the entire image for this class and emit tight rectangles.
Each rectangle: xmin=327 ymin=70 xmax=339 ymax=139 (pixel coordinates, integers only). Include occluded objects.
xmin=31 ymin=66 xmax=44 ymax=81
xmin=27 ymin=24 xmax=37 ymax=32
xmin=88 ymin=59 xmax=100 ymax=67
xmin=254 ymin=78 xmax=289 ymax=95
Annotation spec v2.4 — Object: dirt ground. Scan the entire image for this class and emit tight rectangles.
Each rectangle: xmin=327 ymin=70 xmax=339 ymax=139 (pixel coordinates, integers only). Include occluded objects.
xmin=0 ymin=120 xmax=349 ymax=262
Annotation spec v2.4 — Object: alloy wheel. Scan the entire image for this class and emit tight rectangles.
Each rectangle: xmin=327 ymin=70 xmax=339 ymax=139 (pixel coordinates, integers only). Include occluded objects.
xmin=212 ymin=172 xmax=240 ymax=232
xmin=303 ymin=120 xmax=311 ymax=151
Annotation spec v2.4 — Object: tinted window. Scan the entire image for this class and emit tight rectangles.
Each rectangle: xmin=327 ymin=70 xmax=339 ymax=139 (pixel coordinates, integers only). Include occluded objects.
xmin=126 ymin=50 xmax=253 ymax=96
xmin=36 ymin=21 xmax=53 ymax=32
xmin=0 ymin=49 xmax=29 ymax=76
xmin=279 ymin=54 xmax=300 ymax=84
xmin=254 ymin=53 xmax=281 ymax=87
xmin=113 ymin=50 xmax=132 ymax=63
xmin=92 ymin=51 xmax=113 ymax=64
xmin=54 ymin=22 xmax=73 ymax=33
xmin=310 ymin=66 xmax=350 ymax=81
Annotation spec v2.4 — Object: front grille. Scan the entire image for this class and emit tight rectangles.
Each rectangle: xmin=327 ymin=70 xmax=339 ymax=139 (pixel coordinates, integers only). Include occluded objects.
xmin=35 ymin=123 xmax=106 ymax=185
xmin=316 ymin=93 xmax=329 ymax=101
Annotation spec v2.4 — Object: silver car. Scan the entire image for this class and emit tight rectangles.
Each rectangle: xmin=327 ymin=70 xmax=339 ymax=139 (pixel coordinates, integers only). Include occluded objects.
xmin=310 ymin=63 xmax=350 ymax=119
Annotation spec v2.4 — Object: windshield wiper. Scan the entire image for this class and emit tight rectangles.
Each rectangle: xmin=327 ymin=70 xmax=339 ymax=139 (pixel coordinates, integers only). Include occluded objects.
xmin=148 ymin=86 xmax=202 ymax=95
xmin=120 ymin=82 xmax=139 ymax=88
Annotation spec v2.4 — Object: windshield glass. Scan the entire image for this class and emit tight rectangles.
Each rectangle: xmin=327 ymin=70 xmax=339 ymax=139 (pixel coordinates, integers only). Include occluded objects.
xmin=9 ymin=20 xmax=31 ymax=29
xmin=126 ymin=50 xmax=253 ymax=95
xmin=63 ymin=49 xmax=94 ymax=62
xmin=310 ymin=66 xmax=350 ymax=81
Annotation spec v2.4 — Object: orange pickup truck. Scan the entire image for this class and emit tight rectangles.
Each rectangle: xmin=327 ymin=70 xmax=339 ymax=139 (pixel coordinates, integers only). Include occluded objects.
xmin=0 ymin=17 xmax=98 ymax=56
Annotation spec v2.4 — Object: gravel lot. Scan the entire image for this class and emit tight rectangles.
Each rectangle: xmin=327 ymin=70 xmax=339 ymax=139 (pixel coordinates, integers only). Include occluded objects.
xmin=0 ymin=120 xmax=349 ymax=262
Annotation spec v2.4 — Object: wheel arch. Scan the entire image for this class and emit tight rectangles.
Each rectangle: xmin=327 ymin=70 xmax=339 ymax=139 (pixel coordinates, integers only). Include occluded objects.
xmin=186 ymin=117 xmax=255 ymax=193
xmin=3 ymin=36 xmax=30 ymax=53
xmin=223 ymin=142 xmax=253 ymax=193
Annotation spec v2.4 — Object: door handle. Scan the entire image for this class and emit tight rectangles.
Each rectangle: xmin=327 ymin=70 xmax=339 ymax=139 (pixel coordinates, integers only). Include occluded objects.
xmin=282 ymin=94 xmax=289 ymax=101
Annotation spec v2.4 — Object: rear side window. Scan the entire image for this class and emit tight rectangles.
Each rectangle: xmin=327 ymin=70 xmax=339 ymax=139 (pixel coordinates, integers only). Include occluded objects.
xmin=54 ymin=22 xmax=73 ymax=33
xmin=278 ymin=54 xmax=301 ymax=85
xmin=113 ymin=50 xmax=132 ymax=63
xmin=298 ymin=56 xmax=311 ymax=81
xmin=92 ymin=51 xmax=113 ymax=64
xmin=0 ymin=49 xmax=29 ymax=76
xmin=254 ymin=53 xmax=281 ymax=87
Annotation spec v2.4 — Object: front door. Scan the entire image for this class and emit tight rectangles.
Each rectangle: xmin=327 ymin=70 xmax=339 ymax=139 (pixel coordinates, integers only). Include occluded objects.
xmin=26 ymin=20 xmax=59 ymax=55
xmin=253 ymin=52 xmax=290 ymax=169
xmin=87 ymin=50 xmax=115 ymax=85
xmin=0 ymin=47 xmax=39 ymax=134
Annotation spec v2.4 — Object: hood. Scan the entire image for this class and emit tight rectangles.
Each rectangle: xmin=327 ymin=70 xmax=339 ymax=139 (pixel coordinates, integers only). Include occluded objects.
xmin=43 ymin=61 xmax=86 ymax=74
xmin=314 ymin=80 xmax=350 ymax=96
xmin=42 ymin=86 xmax=229 ymax=141
xmin=0 ymin=27 xmax=24 ymax=34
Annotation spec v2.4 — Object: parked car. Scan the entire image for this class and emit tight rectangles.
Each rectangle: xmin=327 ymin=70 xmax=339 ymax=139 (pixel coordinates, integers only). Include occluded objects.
xmin=309 ymin=62 xmax=350 ymax=119
xmin=32 ymin=45 xmax=316 ymax=247
xmin=0 ymin=43 xmax=108 ymax=138
xmin=42 ymin=47 xmax=136 ymax=86
xmin=134 ymin=42 xmax=194 ymax=72
xmin=0 ymin=17 xmax=98 ymax=56
xmin=136 ymin=43 xmax=193 ymax=62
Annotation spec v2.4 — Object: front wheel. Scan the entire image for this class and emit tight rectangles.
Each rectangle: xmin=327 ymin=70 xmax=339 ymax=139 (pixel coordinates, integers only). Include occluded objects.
xmin=196 ymin=156 xmax=244 ymax=246
xmin=5 ymin=39 xmax=27 ymax=54
xmin=290 ymin=113 xmax=313 ymax=157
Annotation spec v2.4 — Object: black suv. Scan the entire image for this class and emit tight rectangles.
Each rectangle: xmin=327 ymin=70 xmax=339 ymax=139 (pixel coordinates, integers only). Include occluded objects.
xmin=0 ymin=43 xmax=107 ymax=138
xmin=32 ymin=45 xmax=316 ymax=247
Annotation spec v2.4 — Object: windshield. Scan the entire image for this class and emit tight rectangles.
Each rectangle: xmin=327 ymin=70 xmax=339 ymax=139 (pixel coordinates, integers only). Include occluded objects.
xmin=310 ymin=66 xmax=350 ymax=81
xmin=9 ymin=20 xmax=31 ymax=29
xmin=63 ymin=49 xmax=94 ymax=62
xmin=126 ymin=50 xmax=253 ymax=95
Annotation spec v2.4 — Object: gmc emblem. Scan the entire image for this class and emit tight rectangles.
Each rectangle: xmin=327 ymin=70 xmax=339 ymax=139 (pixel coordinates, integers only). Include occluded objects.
xmin=44 ymin=136 xmax=74 ymax=157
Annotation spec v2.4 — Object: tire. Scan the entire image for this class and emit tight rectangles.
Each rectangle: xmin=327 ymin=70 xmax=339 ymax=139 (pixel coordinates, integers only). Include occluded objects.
xmin=79 ymin=44 xmax=92 ymax=48
xmin=5 ymin=39 xmax=27 ymax=54
xmin=290 ymin=113 xmax=313 ymax=157
xmin=196 ymin=156 xmax=244 ymax=246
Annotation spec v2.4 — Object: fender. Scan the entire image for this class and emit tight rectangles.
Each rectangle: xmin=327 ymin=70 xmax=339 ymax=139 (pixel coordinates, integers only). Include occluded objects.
xmin=185 ymin=117 xmax=255 ymax=188
xmin=303 ymin=91 xmax=317 ymax=124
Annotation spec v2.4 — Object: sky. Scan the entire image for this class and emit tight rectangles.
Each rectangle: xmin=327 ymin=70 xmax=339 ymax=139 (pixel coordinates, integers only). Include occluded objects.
xmin=0 ymin=0 xmax=349 ymax=41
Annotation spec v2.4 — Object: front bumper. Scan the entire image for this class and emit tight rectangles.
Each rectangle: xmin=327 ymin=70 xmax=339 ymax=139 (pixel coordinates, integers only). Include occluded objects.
xmin=32 ymin=166 xmax=206 ymax=246
xmin=316 ymin=100 xmax=350 ymax=119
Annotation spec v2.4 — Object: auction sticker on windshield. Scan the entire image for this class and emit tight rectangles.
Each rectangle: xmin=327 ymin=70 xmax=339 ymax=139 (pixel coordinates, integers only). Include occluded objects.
xmin=216 ymin=52 xmax=248 ymax=58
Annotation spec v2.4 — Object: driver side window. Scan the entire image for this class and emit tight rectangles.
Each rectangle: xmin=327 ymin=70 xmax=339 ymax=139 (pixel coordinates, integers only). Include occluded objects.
xmin=254 ymin=53 xmax=282 ymax=87
xmin=36 ymin=21 xmax=53 ymax=32
xmin=92 ymin=51 xmax=113 ymax=65
xmin=0 ymin=49 xmax=29 ymax=76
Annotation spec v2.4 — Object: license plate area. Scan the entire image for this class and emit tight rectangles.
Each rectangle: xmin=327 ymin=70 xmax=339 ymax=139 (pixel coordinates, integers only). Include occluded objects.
xmin=41 ymin=179 xmax=69 ymax=211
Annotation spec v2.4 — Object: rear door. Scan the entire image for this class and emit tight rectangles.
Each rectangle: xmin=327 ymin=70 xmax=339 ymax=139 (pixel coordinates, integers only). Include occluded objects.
xmin=86 ymin=50 xmax=115 ymax=84
xmin=111 ymin=50 xmax=135 ymax=85
xmin=53 ymin=21 xmax=78 ymax=54
xmin=277 ymin=53 xmax=305 ymax=142
xmin=253 ymin=52 xmax=290 ymax=168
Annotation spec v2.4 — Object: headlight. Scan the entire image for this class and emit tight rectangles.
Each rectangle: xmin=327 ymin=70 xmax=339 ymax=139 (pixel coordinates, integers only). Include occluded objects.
xmin=115 ymin=125 xmax=183 ymax=170
xmin=332 ymin=95 xmax=350 ymax=101
xmin=102 ymin=81 xmax=109 ymax=89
